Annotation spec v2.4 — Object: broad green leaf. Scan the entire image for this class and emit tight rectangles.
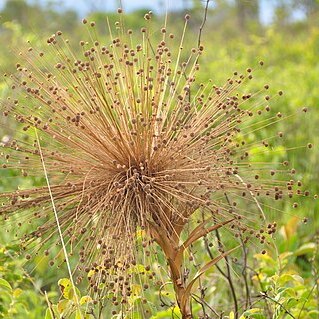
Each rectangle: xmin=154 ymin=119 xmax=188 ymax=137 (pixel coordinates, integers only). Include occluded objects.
xmin=294 ymin=243 xmax=316 ymax=256
xmin=0 ymin=278 xmax=12 ymax=291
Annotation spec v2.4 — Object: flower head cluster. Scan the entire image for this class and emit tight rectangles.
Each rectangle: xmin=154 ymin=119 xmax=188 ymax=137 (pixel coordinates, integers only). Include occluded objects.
xmin=0 ymin=11 xmax=310 ymax=309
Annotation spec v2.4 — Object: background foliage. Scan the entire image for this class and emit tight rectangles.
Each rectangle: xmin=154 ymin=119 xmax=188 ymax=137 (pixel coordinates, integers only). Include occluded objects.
xmin=0 ymin=0 xmax=318 ymax=318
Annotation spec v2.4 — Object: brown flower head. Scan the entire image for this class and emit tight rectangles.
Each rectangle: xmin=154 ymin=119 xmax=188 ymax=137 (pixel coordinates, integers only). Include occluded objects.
xmin=0 ymin=11 xmax=310 ymax=308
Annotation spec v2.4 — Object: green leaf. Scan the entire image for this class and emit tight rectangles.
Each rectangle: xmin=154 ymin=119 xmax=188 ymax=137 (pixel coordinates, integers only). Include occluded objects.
xmin=279 ymin=252 xmax=294 ymax=261
xmin=128 ymin=264 xmax=150 ymax=274
xmin=58 ymin=278 xmax=80 ymax=300
xmin=254 ymin=253 xmax=276 ymax=266
xmin=12 ymin=288 xmax=23 ymax=298
xmin=58 ymin=278 xmax=72 ymax=299
xmin=243 ymin=308 xmax=266 ymax=319
xmin=80 ymin=295 xmax=93 ymax=305
xmin=45 ymin=308 xmax=54 ymax=319
xmin=57 ymin=299 xmax=70 ymax=313
xmin=294 ymin=243 xmax=316 ymax=256
xmin=278 ymin=274 xmax=295 ymax=285
xmin=308 ymin=310 xmax=319 ymax=318
xmin=75 ymin=309 xmax=84 ymax=319
xmin=150 ymin=306 xmax=181 ymax=319
xmin=281 ymin=216 xmax=300 ymax=240
xmin=292 ymin=274 xmax=305 ymax=284
xmin=0 ymin=278 xmax=12 ymax=291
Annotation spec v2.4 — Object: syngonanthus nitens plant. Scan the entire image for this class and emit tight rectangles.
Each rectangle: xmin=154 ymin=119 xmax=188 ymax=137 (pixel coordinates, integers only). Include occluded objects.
xmin=0 ymin=10 xmax=310 ymax=318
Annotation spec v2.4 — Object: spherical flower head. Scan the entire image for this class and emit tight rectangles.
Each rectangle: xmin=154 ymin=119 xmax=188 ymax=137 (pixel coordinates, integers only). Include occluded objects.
xmin=0 ymin=15 xmax=308 ymax=306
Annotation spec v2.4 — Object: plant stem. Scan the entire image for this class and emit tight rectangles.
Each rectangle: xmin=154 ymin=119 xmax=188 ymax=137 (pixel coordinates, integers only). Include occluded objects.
xmin=150 ymin=223 xmax=192 ymax=318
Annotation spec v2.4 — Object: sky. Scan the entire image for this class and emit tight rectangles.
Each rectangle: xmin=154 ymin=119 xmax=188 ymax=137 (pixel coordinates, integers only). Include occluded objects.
xmin=42 ymin=0 xmax=275 ymax=24
xmin=0 ymin=0 xmax=304 ymax=25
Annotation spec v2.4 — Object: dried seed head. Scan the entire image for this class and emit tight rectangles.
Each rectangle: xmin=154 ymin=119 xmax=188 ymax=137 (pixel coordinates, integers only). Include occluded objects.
xmin=0 ymin=14 xmax=312 ymax=313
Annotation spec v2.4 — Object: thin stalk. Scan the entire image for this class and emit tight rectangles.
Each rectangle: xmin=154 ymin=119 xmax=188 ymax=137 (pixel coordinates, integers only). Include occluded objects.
xmin=35 ymin=128 xmax=82 ymax=318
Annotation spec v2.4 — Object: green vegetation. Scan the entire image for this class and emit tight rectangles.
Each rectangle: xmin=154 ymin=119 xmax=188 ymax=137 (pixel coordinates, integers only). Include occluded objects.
xmin=0 ymin=1 xmax=318 ymax=318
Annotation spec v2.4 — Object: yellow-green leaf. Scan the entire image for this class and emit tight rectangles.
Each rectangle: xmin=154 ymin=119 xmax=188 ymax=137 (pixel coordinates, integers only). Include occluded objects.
xmin=280 ymin=216 xmax=299 ymax=240
xmin=150 ymin=306 xmax=181 ymax=318
xmin=75 ymin=309 xmax=83 ymax=319
xmin=244 ymin=308 xmax=262 ymax=314
xmin=80 ymin=295 xmax=93 ymax=305
xmin=87 ymin=269 xmax=95 ymax=279
xmin=294 ymin=243 xmax=316 ymax=256
xmin=58 ymin=278 xmax=80 ymax=300
xmin=45 ymin=308 xmax=54 ymax=319
xmin=0 ymin=278 xmax=12 ymax=291
xmin=12 ymin=288 xmax=23 ymax=298
xmin=58 ymin=278 xmax=72 ymax=294
xmin=292 ymin=274 xmax=304 ymax=284
xmin=57 ymin=299 xmax=70 ymax=313
xmin=128 ymin=264 xmax=149 ymax=274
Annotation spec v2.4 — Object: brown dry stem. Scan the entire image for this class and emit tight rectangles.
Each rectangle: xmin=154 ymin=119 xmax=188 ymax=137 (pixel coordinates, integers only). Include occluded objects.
xmin=150 ymin=218 xmax=237 ymax=319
